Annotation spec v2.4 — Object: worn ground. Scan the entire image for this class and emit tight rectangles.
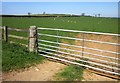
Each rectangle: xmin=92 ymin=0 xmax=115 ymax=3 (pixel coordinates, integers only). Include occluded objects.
xmin=2 ymin=60 xmax=117 ymax=81
xmin=2 ymin=60 xmax=65 ymax=81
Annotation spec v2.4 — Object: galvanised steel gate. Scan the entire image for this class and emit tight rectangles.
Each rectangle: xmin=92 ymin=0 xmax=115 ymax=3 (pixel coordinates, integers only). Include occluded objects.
xmin=37 ymin=27 xmax=120 ymax=77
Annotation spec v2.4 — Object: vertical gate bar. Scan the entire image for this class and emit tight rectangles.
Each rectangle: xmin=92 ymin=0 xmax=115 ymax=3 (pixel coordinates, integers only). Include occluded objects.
xmin=37 ymin=28 xmax=41 ymax=54
xmin=37 ymin=28 xmax=39 ymax=53
xmin=36 ymin=27 xmax=38 ymax=53
xmin=57 ymin=30 xmax=59 ymax=53
xmin=82 ymin=32 xmax=84 ymax=57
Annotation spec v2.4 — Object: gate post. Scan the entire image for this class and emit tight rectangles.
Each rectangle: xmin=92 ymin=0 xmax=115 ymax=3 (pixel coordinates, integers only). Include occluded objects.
xmin=29 ymin=26 xmax=37 ymax=52
xmin=3 ymin=26 xmax=8 ymax=42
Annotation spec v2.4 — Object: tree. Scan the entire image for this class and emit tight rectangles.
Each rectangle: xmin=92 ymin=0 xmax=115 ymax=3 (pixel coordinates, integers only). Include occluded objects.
xmin=81 ymin=13 xmax=85 ymax=16
xmin=28 ymin=12 xmax=31 ymax=16
xmin=98 ymin=14 xmax=101 ymax=17
xmin=43 ymin=12 xmax=46 ymax=15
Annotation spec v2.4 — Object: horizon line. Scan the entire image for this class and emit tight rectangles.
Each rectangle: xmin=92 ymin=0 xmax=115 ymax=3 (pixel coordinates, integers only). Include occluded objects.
xmin=1 ymin=14 xmax=119 ymax=18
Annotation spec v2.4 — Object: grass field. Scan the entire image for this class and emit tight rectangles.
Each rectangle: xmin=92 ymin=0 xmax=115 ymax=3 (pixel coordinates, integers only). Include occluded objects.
xmin=2 ymin=16 xmax=119 ymax=60
xmin=2 ymin=17 xmax=118 ymax=34
xmin=2 ymin=16 xmax=118 ymax=45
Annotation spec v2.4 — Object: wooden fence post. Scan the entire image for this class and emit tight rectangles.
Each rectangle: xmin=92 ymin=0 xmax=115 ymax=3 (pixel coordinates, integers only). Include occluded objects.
xmin=3 ymin=26 xmax=8 ymax=42
xmin=29 ymin=26 xmax=37 ymax=52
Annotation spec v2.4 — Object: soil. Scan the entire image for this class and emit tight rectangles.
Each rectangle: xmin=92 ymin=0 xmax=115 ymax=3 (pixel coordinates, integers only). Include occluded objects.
xmin=2 ymin=60 xmax=117 ymax=81
xmin=2 ymin=60 xmax=66 ymax=81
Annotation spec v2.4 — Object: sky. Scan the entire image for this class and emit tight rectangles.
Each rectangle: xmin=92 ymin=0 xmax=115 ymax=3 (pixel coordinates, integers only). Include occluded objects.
xmin=2 ymin=2 xmax=119 ymax=17
xmin=1 ymin=0 xmax=120 ymax=2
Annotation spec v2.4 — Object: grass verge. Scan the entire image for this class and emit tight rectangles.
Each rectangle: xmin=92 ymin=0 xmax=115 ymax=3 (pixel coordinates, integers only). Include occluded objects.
xmin=54 ymin=65 xmax=84 ymax=81
xmin=2 ymin=41 xmax=45 ymax=72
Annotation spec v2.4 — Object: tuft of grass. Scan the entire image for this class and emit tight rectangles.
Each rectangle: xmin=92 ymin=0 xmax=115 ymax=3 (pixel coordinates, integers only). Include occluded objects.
xmin=2 ymin=41 xmax=45 ymax=72
xmin=55 ymin=65 xmax=84 ymax=81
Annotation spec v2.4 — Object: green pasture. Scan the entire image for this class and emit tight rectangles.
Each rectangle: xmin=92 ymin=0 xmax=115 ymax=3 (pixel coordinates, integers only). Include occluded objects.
xmin=2 ymin=16 xmax=118 ymax=51
xmin=2 ymin=17 xmax=118 ymax=33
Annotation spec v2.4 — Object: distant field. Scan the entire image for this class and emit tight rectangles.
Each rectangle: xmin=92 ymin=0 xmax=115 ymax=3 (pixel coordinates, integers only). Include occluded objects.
xmin=2 ymin=17 xmax=118 ymax=34
xmin=2 ymin=16 xmax=118 ymax=45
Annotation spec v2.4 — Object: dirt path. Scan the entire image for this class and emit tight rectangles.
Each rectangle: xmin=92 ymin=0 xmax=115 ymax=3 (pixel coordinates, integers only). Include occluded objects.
xmin=2 ymin=60 xmax=117 ymax=81
xmin=3 ymin=60 xmax=66 ymax=81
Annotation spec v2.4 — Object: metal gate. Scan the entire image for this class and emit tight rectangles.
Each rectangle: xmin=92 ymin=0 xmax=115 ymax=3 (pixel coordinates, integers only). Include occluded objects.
xmin=37 ymin=27 xmax=120 ymax=77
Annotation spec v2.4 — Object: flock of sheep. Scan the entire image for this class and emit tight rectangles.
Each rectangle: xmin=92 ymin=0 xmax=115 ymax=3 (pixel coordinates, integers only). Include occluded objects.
xmin=53 ymin=18 xmax=102 ymax=24
xmin=53 ymin=18 xmax=77 ymax=23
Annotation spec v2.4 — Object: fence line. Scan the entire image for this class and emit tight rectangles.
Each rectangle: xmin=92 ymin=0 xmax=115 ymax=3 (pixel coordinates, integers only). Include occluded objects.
xmin=38 ymin=39 xmax=119 ymax=62
xmin=1 ymin=26 xmax=37 ymax=52
xmin=39 ymin=39 xmax=120 ymax=56
xmin=39 ymin=46 xmax=119 ymax=70
xmin=8 ymin=28 xmax=28 ymax=32
xmin=37 ymin=27 xmax=120 ymax=78
xmin=38 ymin=27 xmax=120 ymax=36
xmin=8 ymin=35 xmax=28 ymax=40
xmin=38 ymin=33 xmax=120 ymax=45
xmin=38 ymin=43 xmax=119 ymax=66
xmin=2 ymin=26 xmax=28 ymax=43
xmin=9 ymin=41 xmax=28 ymax=47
